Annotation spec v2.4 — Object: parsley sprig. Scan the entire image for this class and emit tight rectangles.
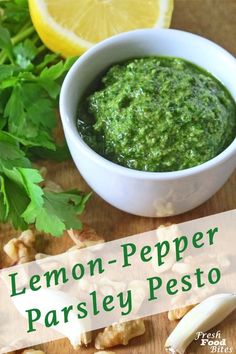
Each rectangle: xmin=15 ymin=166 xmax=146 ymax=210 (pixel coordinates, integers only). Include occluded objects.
xmin=0 ymin=0 xmax=89 ymax=236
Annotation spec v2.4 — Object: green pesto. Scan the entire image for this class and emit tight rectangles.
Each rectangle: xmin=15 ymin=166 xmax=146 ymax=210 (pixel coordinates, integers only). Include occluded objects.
xmin=77 ymin=57 xmax=236 ymax=172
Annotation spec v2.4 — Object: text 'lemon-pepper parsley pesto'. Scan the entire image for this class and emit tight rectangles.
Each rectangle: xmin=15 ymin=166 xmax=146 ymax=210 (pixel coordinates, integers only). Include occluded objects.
xmin=77 ymin=57 xmax=236 ymax=172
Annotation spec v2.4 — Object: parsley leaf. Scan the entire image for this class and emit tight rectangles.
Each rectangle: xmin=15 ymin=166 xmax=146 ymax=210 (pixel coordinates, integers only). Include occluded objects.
xmin=0 ymin=163 xmax=89 ymax=236
xmin=0 ymin=25 xmax=12 ymax=54
xmin=0 ymin=1 xmax=88 ymax=236
xmin=13 ymin=38 xmax=38 ymax=69
xmin=0 ymin=131 xmax=30 ymax=168
xmin=23 ymin=190 xmax=90 ymax=237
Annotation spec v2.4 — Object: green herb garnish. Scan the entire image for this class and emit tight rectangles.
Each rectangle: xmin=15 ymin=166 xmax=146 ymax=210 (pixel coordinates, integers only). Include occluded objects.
xmin=0 ymin=0 xmax=89 ymax=236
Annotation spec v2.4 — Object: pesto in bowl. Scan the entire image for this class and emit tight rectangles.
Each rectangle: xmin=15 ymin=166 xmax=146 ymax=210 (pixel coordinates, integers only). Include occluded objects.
xmin=77 ymin=57 xmax=236 ymax=172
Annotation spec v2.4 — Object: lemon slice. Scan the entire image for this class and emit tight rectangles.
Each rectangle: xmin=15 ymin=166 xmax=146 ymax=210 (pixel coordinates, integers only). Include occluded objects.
xmin=29 ymin=0 xmax=174 ymax=57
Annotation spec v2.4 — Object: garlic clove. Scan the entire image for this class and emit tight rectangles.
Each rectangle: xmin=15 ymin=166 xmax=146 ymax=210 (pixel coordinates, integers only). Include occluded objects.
xmin=165 ymin=293 xmax=236 ymax=354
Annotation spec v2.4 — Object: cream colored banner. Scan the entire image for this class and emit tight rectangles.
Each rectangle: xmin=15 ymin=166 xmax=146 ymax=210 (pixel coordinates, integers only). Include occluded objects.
xmin=0 ymin=210 xmax=235 ymax=353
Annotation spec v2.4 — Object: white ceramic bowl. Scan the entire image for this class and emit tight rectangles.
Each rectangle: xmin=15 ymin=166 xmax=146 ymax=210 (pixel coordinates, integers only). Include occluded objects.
xmin=60 ymin=29 xmax=236 ymax=217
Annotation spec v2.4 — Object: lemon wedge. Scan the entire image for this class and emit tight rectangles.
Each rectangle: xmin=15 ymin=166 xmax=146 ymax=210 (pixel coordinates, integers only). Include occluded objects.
xmin=29 ymin=0 xmax=174 ymax=57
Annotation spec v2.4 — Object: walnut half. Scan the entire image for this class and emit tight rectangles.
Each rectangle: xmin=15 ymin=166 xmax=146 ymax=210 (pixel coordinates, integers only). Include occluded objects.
xmin=67 ymin=225 xmax=104 ymax=249
xmin=3 ymin=230 xmax=36 ymax=264
xmin=168 ymin=304 xmax=196 ymax=321
xmin=75 ymin=331 xmax=92 ymax=347
xmin=95 ymin=320 xmax=145 ymax=350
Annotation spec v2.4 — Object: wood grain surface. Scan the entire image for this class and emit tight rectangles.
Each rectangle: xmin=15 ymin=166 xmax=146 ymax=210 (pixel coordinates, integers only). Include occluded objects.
xmin=1 ymin=0 xmax=235 ymax=353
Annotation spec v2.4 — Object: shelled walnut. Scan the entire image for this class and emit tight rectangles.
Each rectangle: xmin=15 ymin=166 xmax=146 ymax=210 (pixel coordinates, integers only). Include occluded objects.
xmin=168 ymin=304 xmax=196 ymax=321
xmin=67 ymin=224 xmax=105 ymax=249
xmin=77 ymin=332 xmax=92 ymax=347
xmin=37 ymin=165 xmax=62 ymax=193
xmin=3 ymin=230 xmax=36 ymax=264
xmin=95 ymin=320 xmax=145 ymax=349
xmin=43 ymin=180 xmax=63 ymax=192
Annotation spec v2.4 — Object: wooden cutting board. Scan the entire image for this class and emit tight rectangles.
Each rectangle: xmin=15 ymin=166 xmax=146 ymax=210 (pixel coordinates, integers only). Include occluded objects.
xmin=1 ymin=0 xmax=235 ymax=353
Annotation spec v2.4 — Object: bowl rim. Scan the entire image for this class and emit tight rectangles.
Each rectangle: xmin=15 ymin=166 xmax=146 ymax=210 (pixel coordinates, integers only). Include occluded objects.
xmin=60 ymin=28 xmax=236 ymax=181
